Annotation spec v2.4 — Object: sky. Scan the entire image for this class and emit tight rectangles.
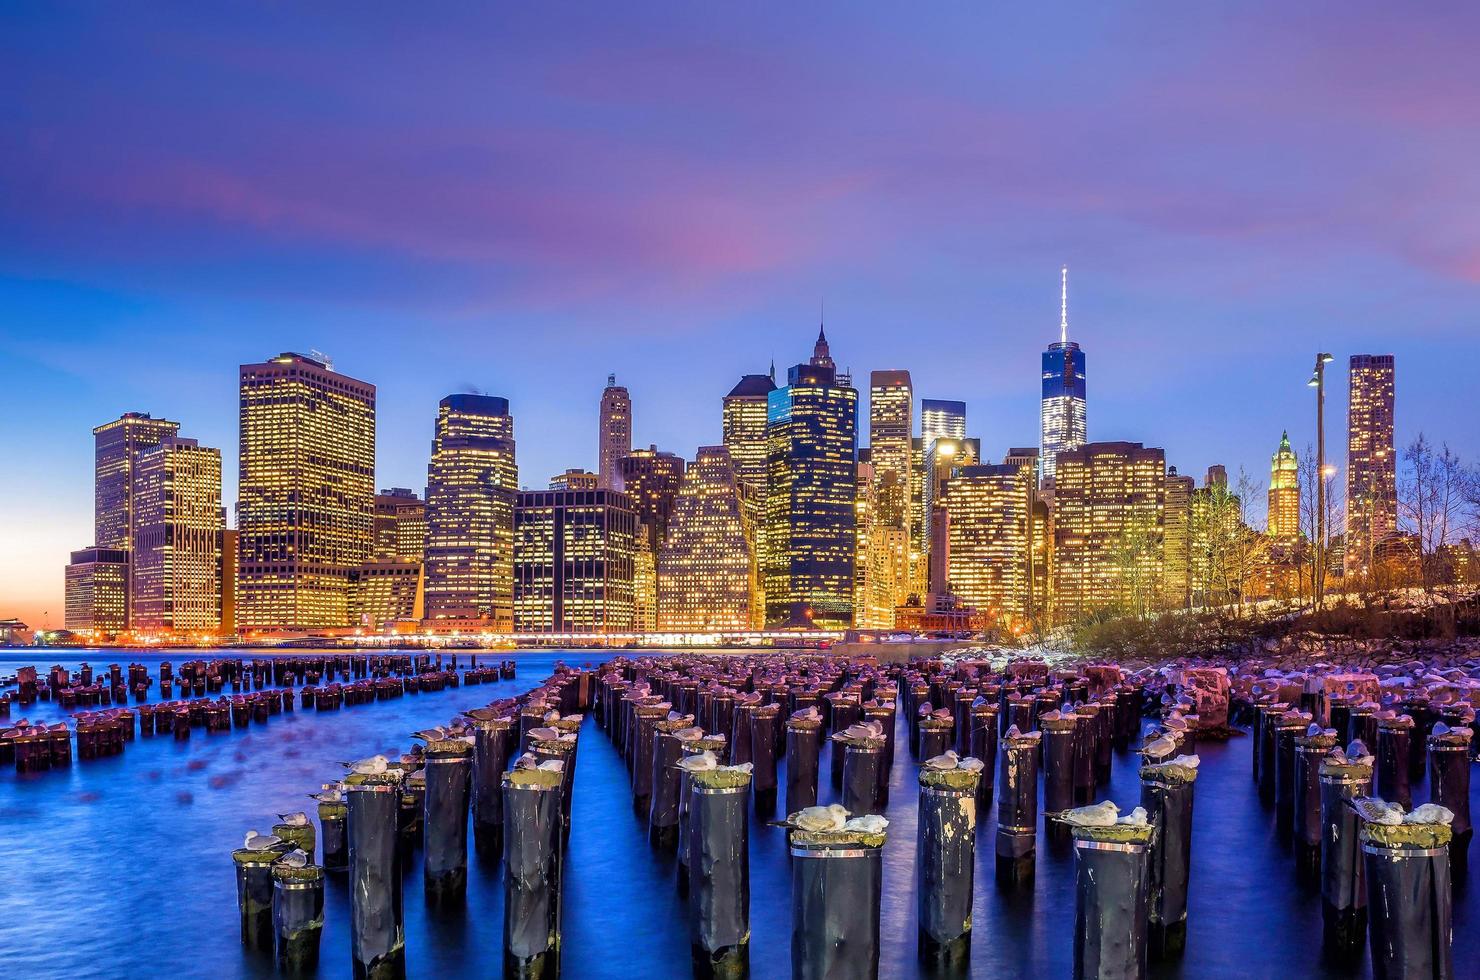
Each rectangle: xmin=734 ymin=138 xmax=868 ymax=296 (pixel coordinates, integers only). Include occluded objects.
xmin=3 ymin=3 xmax=1479 ymax=626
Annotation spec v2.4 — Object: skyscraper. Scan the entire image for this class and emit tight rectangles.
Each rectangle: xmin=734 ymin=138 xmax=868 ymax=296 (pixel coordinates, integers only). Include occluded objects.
xmin=944 ymin=464 xmax=1033 ymax=626
xmin=1268 ymin=432 xmax=1299 ymax=542
xmin=64 ymin=548 xmax=129 ymax=632
xmin=1346 ymin=354 xmax=1396 ymax=578
xmin=373 ymin=488 xmax=426 ymax=562
xmin=597 ymin=374 xmax=632 ymax=491
xmin=921 ymin=436 xmax=981 ymax=595
xmin=810 ymin=323 xmax=835 ymax=370
xmin=550 ymin=469 xmax=599 ymax=492
xmin=657 ymin=445 xmax=761 ymax=630
xmin=722 ymin=373 xmax=777 ymax=492
xmin=1040 ymin=267 xmax=1087 ymax=485
xmin=920 ymin=399 xmax=966 ymax=447
xmin=868 ymin=370 xmax=913 ymax=528
xmin=422 ymin=394 xmax=518 ymax=630
xmin=1051 ymin=442 xmax=1165 ymax=623
xmin=131 ymin=437 xmax=224 ymax=632
xmin=237 ymin=353 xmax=375 ymax=631
xmin=1163 ymin=466 xmax=1194 ymax=609
xmin=764 ymin=356 xmax=858 ymax=628
xmin=514 ymin=487 xmax=637 ymax=632
xmin=93 ymin=412 xmax=181 ymax=553
xmin=617 ymin=446 xmax=686 ymax=552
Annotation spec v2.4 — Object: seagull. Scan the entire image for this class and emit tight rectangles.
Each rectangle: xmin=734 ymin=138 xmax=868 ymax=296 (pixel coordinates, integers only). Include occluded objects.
xmin=1139 ymin=735 xmax=1179 ymax=761
xmin=1306 ymin=723 xmax=1323 ymax=737
xmin=787 ymin=804 xmax=850 ymax=832
xmin=342 ymin=755 xmax=389 ymax=775
xmin=1405 ymin=804 xmax=1454 ymax=825
xmin=958 ymin=757 xmax=986 ymax=773
xmin=308 ymin=788 xmax=343 ymax=804
xmin=1432 ymin=722 xmax=1452 ymax=737
xmin=1350 ymin=797 xmax=1404 ymax=825
xmin=922 ymin=750 xmax=960 ymax=771
xmin=278 ymin=848 xmax=310 ymax=868
xmin=1117 ymin=807 xmax=1149 ymax=826
xmin=790 ymin=707 xmax=822 ymax=724
xmin=1057 ymin=801 xmax=1119 ymax=826
xmin=836 ymin=720 xmax=884 ymax=742
xmin=843 ymin=814 xmax=888 ymax=834
xmin=673 ymin=726 xmax=705 ymax=741
xmin=677 ymin=751 xmax=719 ymax=772
xmin=667 ymin=711 xmax=695 ymax=725
xmin=277 ymin=811 xmax=308 ymax=826
xmin=537 ymin=759 xmax=564 ymax=773
xmin=1165 ymin=754 xmax=1200 ymax=769
xmin=526 ymin=727 xmax=562 ymax=741
xmin=512 ymin=752 xmax=542 ymax=770
xmin=917 ymin=702 xmax=934 ymax=717
xmin=1163 ymin=713 xmax=1190 ymax=732
xmin=243 ymin=830 xmax=284 ymax=850
xmin=412 ymin=726 xmax=451 ymax=742
xmin=1345 ymin=739 xmax=1373 ymax=761
xmin=542 ymin=709 xmax=562 ymax=722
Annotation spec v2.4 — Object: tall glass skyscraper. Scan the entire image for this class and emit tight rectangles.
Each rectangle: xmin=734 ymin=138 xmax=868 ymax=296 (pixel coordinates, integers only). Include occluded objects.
xmin=920 ymin=399 xmax=966 ymax=447
xmin=237 ymin=353 xmax=375 ymax=631
xmin=598 ymin=374 xmax=632 ymax=491
xmin=764 ymin=358 xmax=858 ymax=628
xmin=423 ymin=394 xmax=519 ymax=629
xmin=1040 ymin=266 xmax=1087 ymax=485
xmin=1346 ymin=354 xmax=1396 ymax=577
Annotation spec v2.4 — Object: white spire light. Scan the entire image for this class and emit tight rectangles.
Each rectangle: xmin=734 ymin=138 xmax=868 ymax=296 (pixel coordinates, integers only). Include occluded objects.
xmin=1060 ymin=265 xmax=1069 ymax=345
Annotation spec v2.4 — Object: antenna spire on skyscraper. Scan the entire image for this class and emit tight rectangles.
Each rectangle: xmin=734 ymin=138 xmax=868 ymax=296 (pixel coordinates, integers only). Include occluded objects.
xmin=1060 ymin=265 xmax=1069 ymax=345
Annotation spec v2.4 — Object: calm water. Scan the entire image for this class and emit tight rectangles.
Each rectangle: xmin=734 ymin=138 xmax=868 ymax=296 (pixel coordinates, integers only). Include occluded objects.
xmin=1 ymin=649 xmax=1474 ymax=979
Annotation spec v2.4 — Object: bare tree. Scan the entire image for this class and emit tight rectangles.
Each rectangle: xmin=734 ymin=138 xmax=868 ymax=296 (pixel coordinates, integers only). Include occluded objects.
xmin=1399 ymin=434 xmax=1477 ymax=591
xmin=1296 ymin=442 xmax=1345 ymax=606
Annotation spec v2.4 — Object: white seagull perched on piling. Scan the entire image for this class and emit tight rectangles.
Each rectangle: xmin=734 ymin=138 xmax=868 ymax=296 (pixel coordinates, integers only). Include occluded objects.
xmin=1350 ymin=797 xmax=1404 ymax=825
xmin=922 ymin=750 xmax=961 ymax=771
xmin=784 ymin=804 xmax=850 ymax=832
xmin=526 ymin=727 xmax=562 ymax=742
xmin=278 ymin=848 xmax=310 ymax=868
xmin=243 ymin=830 xmax=284 ymax=850
xmin=835 ymin=720 xmax=885 ymax=743
xmin=309 ymin=787 xmax=343 ymax=804
xmin=677 ymin=750 xmax=719 ymax=772
xmin=674 ymin=726 xmax=705 ymax=741
xmin=277 ymin=811 xmax=309 ymax=826
xmin=843 ymin=814 xmax=888 ymax=834
xmin=342 ymin=755 xmax=389 ymax=775
xmin=1139 ymin=734 xmax=1179 ymax=761
xmin=1056 ymin=801 xmax=1119 ymax=827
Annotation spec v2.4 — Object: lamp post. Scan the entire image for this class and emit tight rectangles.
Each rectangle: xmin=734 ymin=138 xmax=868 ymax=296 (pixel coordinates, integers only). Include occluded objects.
xmin=1307 ymin=353 xmax=1334 ymax=608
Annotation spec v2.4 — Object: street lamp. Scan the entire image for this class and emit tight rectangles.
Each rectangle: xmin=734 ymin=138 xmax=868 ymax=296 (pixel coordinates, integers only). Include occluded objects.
xmin=1308 ymin=352 xmax=1334 ymax=608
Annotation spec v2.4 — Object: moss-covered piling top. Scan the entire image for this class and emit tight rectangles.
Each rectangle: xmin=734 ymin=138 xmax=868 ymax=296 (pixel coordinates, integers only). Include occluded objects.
xmin=343 ymin=771 xmax=403 ymax=788
xmin=690 ymin=767 xmax=754 ymax=790
xmin=832 ymin=734 xmax=887 ymax=750
xmin=316 ymin=801 xmax=348 ymax=819
xmin=919 ymin=767 xmax=982 ymax=791
xmin=1360 ymin=822 xmax=1452 ymax=848
xmin=1319 ymin=759 xmax=1373 ymax=780
xmin=680 ymin=736 xmax=728 ymax=753
xmin=424 ymin=739 xmax=474 ymax=758
xmin=918 ymin=717 xmax=954 ymax=731
xmin=1429 ymin=728 xmax=1472 ymax=747
xmin=655 ymin=717 xmax=694 ymax=734
xmin=530 ymin=736 xmax=576 ymax=754
xmin=1070 ymin=823 xmax=1155 ymax=845
xmin=272 ymin=863 xmax=324 ymax=883
xmin=1004 ymin=731 xmax=1042 ymax=748
xmin=1140 ymin=762 xmax=1199 ymax=785
xmin=791 ymin=827 xmax=887 ymax=849
xmin=232 ymin=847 xmax=287 ymax=865
xmin=505 ymin=767 xmax=563 ymax=789
xmin=1376 ymin=714 xmax=1414 ymax=730
xmin=548 ymin=716 xmax=583 ymax=734
xmin=1295 ymin=733 xmax=1338 ymax=750
xmin=786 ymin=716 xmax=823 ymax=732
xmin=1040 ymin=716 xmax=1078 ymax=732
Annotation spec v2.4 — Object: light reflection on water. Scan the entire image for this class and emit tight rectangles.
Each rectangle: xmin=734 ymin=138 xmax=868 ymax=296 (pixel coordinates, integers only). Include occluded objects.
xmin=1 ymin=649 xmax=1473 ymax=978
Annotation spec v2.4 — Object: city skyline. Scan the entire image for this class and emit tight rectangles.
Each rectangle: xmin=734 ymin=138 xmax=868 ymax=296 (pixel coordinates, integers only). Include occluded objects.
xmin=6 ymin=5 xmax=1480 ymax=625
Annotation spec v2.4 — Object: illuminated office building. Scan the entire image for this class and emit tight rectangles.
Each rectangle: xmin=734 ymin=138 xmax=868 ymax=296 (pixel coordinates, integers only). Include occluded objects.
xmin=633 ymin=531 xmax=658 ymax=631
xmin=944 ymin=464 xmax=1032 ymax=626
xmin=550 ymin=469 xmax=599 ymax=492
xmin=514 ymin=488 xmax=637 ymax=633
xmin=349 ymin=561 xmax=423 ymax=630
xmin=422 ymin=394 xmax=518 ymax=630
xmin=1041 ymin=267 xmax=1087 ymax=485
xmin=921 ymin=399 xmax=966 ymax=447
xmin=218 ymin=529 xmax=236 ymax=636
xmin=1163 ymin=466 xmax=1194 ymax=609
xmin=722 ymin=373 xmax=776 ymax=492
xmin=909 ymin=438 xmax=929 ymax=599
xmin=657 ymin=446 xmax=760 ymax=630
xmin=618 ymin=446 xmax=686 ymax=552
xmin=922 ymin=436 xmax=981 ymax=594
xmin=1051 ymin=442 xmax=1165 ymax=623
xmin=1346 ymin=354 xmax=1396 ymax=577
xmin=1268 ymin=432 xmax=1300 ymax=542
xmin=237 ymin=353 xmax=375 ymax=631
xmin=764 ymin=356 xmax=858 ymax=628
xmin=93 ymin=412 xmax=180 ymax=553
xmin=373 ymin=489 xmax=426 ymax=563
xmin=598 ymin=374 xmax=632 ymax=491
xmin=1004 ymin=447 xmax=1048 ymax=622
xmin=131 ymin=437 xmax=223 ymax=633
xmin=64 ymin=548 xmax=129 ymax=632
xmin=868 ymin=370 xmax=913 ymax=526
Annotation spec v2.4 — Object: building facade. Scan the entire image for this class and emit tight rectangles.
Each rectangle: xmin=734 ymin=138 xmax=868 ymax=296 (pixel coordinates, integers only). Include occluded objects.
xmin=237 ymin=353 xmax=375 ymax=631
xmin=1163 ymin=466 xmax=1195 ymax=609
xmin=131 ymin=437 xmax=224 ymax=632
xmin=722 ymin=373 xmax=776 ymax=492
xmin=1268 ymin=432 xmax=1299 ymax=542
xmin=550 ymin=469 xmax=599 ymax=491
xmin=618 ymin=446 xmax=686 ymax=553
xmin=422 ymin=394 xmax=518 ymax=630
xmin=514 ymin=488 xmax=637 ymax=633
xmin=657 ymin=446 xmax=761 ymax=630
xmin=597 ymin=374 xmax=632 ymax=491
xmin=373 ymin=488 xmax=426 ymax=562
xmin=93 ymin=412 xmax=181 ymax=554
xmin=1051 ymin=442 xmax=1165 ymax=623
xmin=1346 ymin=354 xmax=1396 ymax=578
xmin=920 ymin=399 xmax=966 ymax=447
xmin=763 ymin=360 xmax=858 ymax=628
xmin=944 ymin=464 xmax=1033 ymax=628
xmin=64 ymin=548 xmax=129 ymax=632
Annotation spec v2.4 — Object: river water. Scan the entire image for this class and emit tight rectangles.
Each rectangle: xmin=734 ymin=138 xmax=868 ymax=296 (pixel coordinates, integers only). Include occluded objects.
xmin=0 ymin=649 xmax=1473 ymax=978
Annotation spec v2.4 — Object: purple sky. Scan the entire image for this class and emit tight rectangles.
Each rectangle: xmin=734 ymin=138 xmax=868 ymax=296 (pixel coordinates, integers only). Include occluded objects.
xmin=3 ymin=4 xmax=1479 ymax=626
